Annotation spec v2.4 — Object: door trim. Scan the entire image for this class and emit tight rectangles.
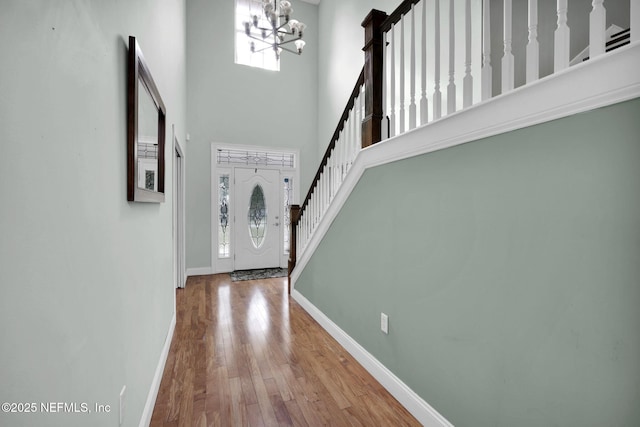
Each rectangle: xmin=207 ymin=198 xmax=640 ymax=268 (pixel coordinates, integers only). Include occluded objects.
xmin=173 ymin=128 xmax=186 ymax=288
xmin=211 ymin=143 xmax=299 ymax=273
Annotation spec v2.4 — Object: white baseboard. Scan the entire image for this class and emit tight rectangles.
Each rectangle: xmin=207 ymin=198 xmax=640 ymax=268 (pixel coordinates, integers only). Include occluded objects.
xmin=138 ymin=312 xmax=176 ymax=427
xmin=291 ymin=289 xmax=454 ymax=427
xmin=186 ymin=267 xmax=214 ymax=277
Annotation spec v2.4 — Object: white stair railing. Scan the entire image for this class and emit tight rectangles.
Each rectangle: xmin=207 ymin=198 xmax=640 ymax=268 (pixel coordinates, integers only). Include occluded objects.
xmin=291 ymin=0 xmax=637 ymax=273
xmin=380 ymin=0 xmax=635 ymax=140
xmin=295 ymin=74 xmax=365 ymax=259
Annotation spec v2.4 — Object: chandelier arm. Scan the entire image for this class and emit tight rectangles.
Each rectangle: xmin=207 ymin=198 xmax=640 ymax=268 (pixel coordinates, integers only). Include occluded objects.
xmin=276 ymin=29 xmax=295 ymax=36
xmin=277 ymin=38 xmax=302 ymax=46
xmin=274 ymin=21 xmax=292 ymax=32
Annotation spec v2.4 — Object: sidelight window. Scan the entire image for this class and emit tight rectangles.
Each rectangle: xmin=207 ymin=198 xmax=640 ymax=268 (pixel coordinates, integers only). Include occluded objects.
xmin=218 ymin=175 xmax=230 ymax=257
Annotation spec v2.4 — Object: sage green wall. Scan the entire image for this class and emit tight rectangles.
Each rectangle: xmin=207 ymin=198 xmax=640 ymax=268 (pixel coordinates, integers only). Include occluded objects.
xmin=0 ymin=1 xmax=186 ymax=426
xmin=185 ymin=0 xmax=319 ymax=270
xmin=296 ymin=98 xmax=640 ymax=427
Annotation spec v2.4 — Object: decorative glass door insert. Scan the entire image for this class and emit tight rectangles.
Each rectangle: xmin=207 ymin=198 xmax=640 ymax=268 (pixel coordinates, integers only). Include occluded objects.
xmin=248 ymin=184 xmax=267 ymax=248
xmin=218 ymin=175 xmax=230 ymax=257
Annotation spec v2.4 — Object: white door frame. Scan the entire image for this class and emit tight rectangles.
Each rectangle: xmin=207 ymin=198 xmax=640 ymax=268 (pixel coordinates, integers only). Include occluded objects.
xmin=210 ymin=143 xmax=299 ymax=273
xmin=173 ymin=128 xmax=186 ymax=288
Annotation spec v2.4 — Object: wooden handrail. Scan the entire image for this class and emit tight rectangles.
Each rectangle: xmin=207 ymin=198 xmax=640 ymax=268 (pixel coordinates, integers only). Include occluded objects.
xmin=297 ymin=67 xmax=365 ymax=220
xmin=380 ymin=0 xmax=421 ymax=33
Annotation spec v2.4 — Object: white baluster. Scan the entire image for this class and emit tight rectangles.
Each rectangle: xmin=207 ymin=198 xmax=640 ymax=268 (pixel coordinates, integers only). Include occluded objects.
xmin=350 ymin=109 xmax=356 ymax=166
xmin=389 ymin=24 xmax=397 ymax=137
xmin=343 ymin=123 xmax=348 ymax=175
xmin=554 ymin=0 xmax=570 ymax=72
xmin=409 ymin=4 xmax=417 ymax=130
xmin=318 ymin=174 xmax=323 ymax=219
xmin=447 ymin=0 xmax=456 ymax=115
xmin=322 ymin=168 xmax=327 ymax=215
xmin=420 ymin=0 xmax=429 ymax=125
xmin=327 ymin=155 xmax=332 ymax=202
xmin=589 ymin=0 xmax=606 ymax=58
xmin=353 ymin=92 xmax=361 ymax=163
xmin=433 ymin=0 xmax=442 ymax=119
xmin=347 ymin=106 xmax=354 ymax=171
xmin=313 ymin=192 xmax=318 ymax=227
xmin=355 ymin=92 xmax=361 ymax=160
xmin=463 ymin=0 xmax=473 ymax=108
xmin=526 ymin=0 xmax=540 ymax=83
xmin=333 ymin=148 xmax=340 ymax=193
xmin=310 ymin=198 xmax=314 ymax=230
xmin=306 ymin=208 xmax=310 ymax=240
xmin=344 ymin=114 xmax=350 ymax=174
xmin=382 ymin=32 xmax=389 ymax=140
xmin=633 ymin=0 xmax=640 ymax=42
xmin=502 ymin=0 xmax=514 ymax=92
xmin=340 ymin=129 xmax=346 ymax=180
xmin=302 ymin=213 xmax=307 ymax=249
xmin=331 ymin=151 xmax=336 ymax=199
xmin=301 ymin=212 xmax=306 ymax=248
xmin=481 ymin=0 xmax=492 ymax=100
xmin=296 ymin=224 xmax=300 ymax=260
xmin=324 ymin=166 xmax=329 ymax=209
xmin=299 ymin=215 xmax=303 ymax=251
xmin=400 ymin=14 xmax=406 ymax=134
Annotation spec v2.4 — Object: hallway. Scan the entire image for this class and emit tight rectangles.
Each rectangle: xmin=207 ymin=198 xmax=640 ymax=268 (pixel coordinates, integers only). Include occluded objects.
xmin=150 ymin=274 xmax=419 ymax=426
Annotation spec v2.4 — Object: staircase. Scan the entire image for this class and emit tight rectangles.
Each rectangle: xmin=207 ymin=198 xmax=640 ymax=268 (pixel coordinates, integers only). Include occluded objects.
xmin=288 ymin=0 xmax=640 ymax=290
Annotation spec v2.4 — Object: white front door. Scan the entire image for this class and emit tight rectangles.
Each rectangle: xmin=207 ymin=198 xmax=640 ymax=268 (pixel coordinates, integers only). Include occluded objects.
xmin=234 ymin=168 xmax=280 ymax=270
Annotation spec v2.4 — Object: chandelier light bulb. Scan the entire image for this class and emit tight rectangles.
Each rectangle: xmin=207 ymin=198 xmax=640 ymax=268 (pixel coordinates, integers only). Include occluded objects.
xmin=297 ymin=22 xmax=306 ymax=37
xmin=288 ymin=19 xmax=299 ymax=34
xmin=294 ymin=39 xmax=306 ymax=54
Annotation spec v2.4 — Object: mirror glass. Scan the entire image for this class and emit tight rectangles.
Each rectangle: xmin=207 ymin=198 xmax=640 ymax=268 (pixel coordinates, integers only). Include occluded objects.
xmin=137 ymin=79 xmax=159 ymax=191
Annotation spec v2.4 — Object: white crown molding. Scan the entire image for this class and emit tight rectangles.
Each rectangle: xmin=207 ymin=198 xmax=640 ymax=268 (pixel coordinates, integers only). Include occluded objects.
xmin=292 ymin=290 xmax=454 ymax=426
xmin=139 ymin=313 xmax=176 ymax=427
xmin=291 ymin=42 xmax=640 ymax=287
xmin=299 ymin=0 xmax=320 ymax=5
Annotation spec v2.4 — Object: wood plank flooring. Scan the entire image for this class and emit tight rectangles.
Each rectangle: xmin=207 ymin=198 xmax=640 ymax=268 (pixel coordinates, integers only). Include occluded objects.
xmin=150 ymin=274 xmax=419 ymax=426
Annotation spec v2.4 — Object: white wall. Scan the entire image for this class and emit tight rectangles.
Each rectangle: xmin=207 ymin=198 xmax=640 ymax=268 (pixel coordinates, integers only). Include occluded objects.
xmin=185 ymin=0 xmax=319 ymax=270
xmin=0 ymin=1 xmax=186 ymax=426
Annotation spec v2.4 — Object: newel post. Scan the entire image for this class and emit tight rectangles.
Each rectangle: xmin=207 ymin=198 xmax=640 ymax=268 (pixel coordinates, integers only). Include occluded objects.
xmin=361 ymin=9 xmax=388 ymax=148
xmin=288 ymin=204 xmax=301 ymax=294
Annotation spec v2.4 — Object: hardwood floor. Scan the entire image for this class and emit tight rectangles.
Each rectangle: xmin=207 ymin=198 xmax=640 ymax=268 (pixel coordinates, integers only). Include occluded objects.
xmin=150 ymin=274 xmax=419 ymax=427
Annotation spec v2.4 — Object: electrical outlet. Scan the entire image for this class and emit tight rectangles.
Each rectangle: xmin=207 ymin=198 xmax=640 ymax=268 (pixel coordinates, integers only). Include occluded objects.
xmin=119 ymin=385 xmax=126 ymax=425
xmin=381 ymin=312 xmax=389 ymax=334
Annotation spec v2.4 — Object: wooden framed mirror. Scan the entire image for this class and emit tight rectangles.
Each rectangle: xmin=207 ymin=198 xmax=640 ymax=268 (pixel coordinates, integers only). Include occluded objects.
xmin=127 ymin=35 xmax=166 ymax=203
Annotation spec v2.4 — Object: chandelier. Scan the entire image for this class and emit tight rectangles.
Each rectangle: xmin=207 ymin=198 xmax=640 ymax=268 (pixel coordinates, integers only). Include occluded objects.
xmin=243 ymin=0 xmax=307 ymax=59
